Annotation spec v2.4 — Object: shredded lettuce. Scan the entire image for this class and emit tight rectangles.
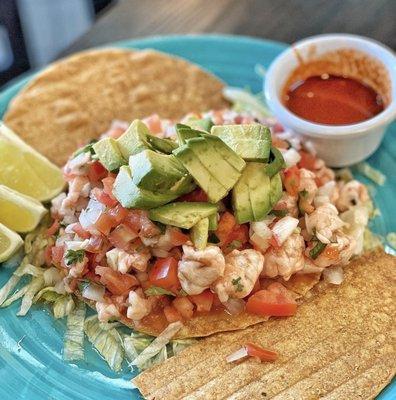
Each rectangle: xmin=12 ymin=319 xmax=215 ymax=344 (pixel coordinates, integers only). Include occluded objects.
xmin=53 ymin=295 xmax=75 ymax=319
xmin=1 ymin=282 xmax=30 ymax=307
xmin=63 ymin=300 xmax=86 ymax=361
xmin=335 ymin=168 xmax=353 ymax=182
xmin=223 ymin=87 xmax=271 ymax=118
xmin=131 ymin=321 xmax=183 ymax=370
xmin=17 ymin=276 xmax=45 ymax=316
xmin=171 ymin=339 xmax=197 ymax=356
xmin=139 ymin=346 xmax=168 ymax=370
xmin=386 ymin=232 xmax=396 ymax=249
xmin=0 ymin=274 xmax=22 ymax=306
xmin=84 ymin=316 xmax=124 ymax=372
xmin=355 ymin=162 xmax=386 ymax=185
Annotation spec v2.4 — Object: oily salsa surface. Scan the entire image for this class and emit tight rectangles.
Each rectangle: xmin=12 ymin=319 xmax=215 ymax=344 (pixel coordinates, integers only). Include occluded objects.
xmin=283 ymin=74 xmax=384 ymax=125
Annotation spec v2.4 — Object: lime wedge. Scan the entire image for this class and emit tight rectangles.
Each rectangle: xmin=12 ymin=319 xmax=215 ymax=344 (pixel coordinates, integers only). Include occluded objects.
xmin=0 ymin=222 xmax=23 ymax=263
xmin=0 ymin=185 xmax=47 ymax=232
xmin=0 ymin=123 xmax=65 ymax=201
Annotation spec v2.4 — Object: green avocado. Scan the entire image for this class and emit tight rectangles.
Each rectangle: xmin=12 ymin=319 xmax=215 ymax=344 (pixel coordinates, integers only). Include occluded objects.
xmin=146 ymin=135 xmax=178 ymax=154
xmin=113 ymin=166 xmax=180 ymax=209
xmin=175 ymin=124 xmax=202 ymax=145
xmin=117 ymin=120 xmax=151 ymax=159
xmin=191 ymin=217 xmax=209 ymax=250
xmin=92 ymin=137 xmax=126 ymax=171
xmin=149 ymin=202 xmax=217 ymax=229
xmin=185 ymin=117 xmax=213 ymax=133
xmin=211 ymin=124 xmax=271 ymax=161
xmin=269 ymin=172 xmax=283 ymax=207
xmin=129 ymin=149 xmax=187 ymax=193
xmin=265 ymin=147 xmax=286 ymax=177
xmin=173 ymin=144 xmax=228 ymax=203
xmin=208 ymin=212 xmax=218 ymax=230
xmin=232 ymin=163 xmax=273 ymax=223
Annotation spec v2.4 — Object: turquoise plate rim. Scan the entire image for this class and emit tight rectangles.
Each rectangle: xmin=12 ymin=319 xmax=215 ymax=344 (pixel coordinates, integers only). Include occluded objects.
xmin=0 ymin=34 xmax=394 ymax=400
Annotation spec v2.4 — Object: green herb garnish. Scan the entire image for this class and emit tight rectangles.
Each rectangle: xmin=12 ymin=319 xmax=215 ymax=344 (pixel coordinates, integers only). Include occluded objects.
xmin=232 ymin=277 xmax=244 ymax=292
xmin=73 ymin=139 xmax=98 ymax=157
xmin=145 ymin=286 xmax=176 ymax=297
xmin=309 ymin=241 xmax=326 ymax=260
xmin=299 ymin=189 xmax=308 ymax=199
xmin=65 ymin=249 xmax=86 ymax=266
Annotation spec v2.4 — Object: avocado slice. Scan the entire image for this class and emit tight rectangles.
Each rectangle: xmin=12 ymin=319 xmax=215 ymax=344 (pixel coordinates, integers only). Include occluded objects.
xmin=113 ymin=166 xmax=179 ymax=209
xmin=149 ymin=202 xmax=217 ymax=229
xmin=173 ymin=144 xmax=228 ymax=203
xmin=92 ymin=137 xmax=126 ymax=172
xmin=129 ymin=150 xmax=187 ymax=193
xmin=211 ymin=124 xmax=271 ymax=161
xmin=232 ymin=172 xmax=254 ymax=224
xmin=187 ymin=137 xmax=242 ymax=190
xmin=185 ymin=117 xmax=213 ymax=133
xmin=191 ymin=217 xmax=209 ymax=249
xmin=269 ymin=172 xmax=283 ymax=207
xmin=232 ymin=163 xmax=274 ymax=223
xmin=265 ymin=147 xmax=286 ymax=177
xmin=146 ymin=135 xmax=178 ymax=154
xmin=117 ymin=120 xmax=151 ymax=159
xmin=208 ymin=212 xmax=218 ymax=230
xmin=176 ymin=124 xmax=203 ymax=145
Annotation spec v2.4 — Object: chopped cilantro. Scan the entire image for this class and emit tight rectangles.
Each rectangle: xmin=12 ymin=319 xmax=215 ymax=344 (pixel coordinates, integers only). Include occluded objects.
xmin=73 ymin=139 xmax=97 ymax=157
xmin=232 ymin=277 xmax=244 ymax=292
xmin=145 ymin=286 xmax=175 ymax=297
xmin=65 ymin=249 xmax=85 ymax=266
xmin=309 ymin=241 xmax=326 ymax=260
xmin=299 ymin=189 xmax=308 ymax=199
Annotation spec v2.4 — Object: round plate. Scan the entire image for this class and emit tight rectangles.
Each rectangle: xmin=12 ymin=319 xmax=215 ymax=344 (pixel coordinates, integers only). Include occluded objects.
xmin=0 ymin=34 xmax=394 ymax=400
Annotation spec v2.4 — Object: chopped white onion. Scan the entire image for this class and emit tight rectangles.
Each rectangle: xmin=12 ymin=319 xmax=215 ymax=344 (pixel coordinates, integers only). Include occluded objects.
xmin=282 ymin=148 xmax=301 ymax=167
xmin=224 ymin=298 xmax=245 ymax=315
xmin=251 ymin=221 xmax=273 ymax=238
xmin=226 ymin=346 xmax=249 ymax=363
xmin=79 ymin=198 xmax=105 ymax=229
xmin=82 ymin=282 xmax=105 ymax=302
xmin=323 ymin=266 xmax=344 ymax=285
xmin=271 ymin=216 xmax=299 ymax=245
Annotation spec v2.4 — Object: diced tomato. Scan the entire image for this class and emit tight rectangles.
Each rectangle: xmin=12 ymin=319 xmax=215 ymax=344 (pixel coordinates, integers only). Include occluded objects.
xmin=226 ymin=224 xmax=249 ymax=247
xmin=51 ymin=245 xmax=65 ymax=264
xmin=246 ymin=283 xmax=297 ymax=317
xmin=168 ymin=247 xmax=182 ymax=261
xmin=283 ymin=166 xmax=301 ymax=196
xmin=124 ymin=210 xmax=161 ymax=237
xmin=168 ymin=227 xmax=189 ymax=246
xmin=179 ymin=188 xmax=209 ymax=202
xmin=107 ymin=124 xmax=127 ymax=139
xmin=163 ymin=305 xmax=183 ymax=323
xmin=107 ymin=204 xmax=128 ymax=225
xmin=189 ymin=290 xmax=214 ymax=313
xmin=44 ymin=245 xmax=53 ymax=266
xmin=172 ymin=297 xmax=194 ymax=319
xmin=272 ymin=122 xmax=285 ymax=133
xmin=144 ymin=114 xmax=162 ymax=134
xmin=245 ymin=342 xmax=278 ymax=362
xmin=92 ymin=187 xmax=118 ymax=208
xmin=94 ymin=212 xmax=115 ymax=235
xmin=271 ymin=135 xmax=290 ymax=149
xmin=298 ymin=151 xmax=317 ymax=171
xmin=88 ymin=161 xmax=107 ymax=182
xmin=109 ymin=224 xmax=138 ymax=250
xmin=95 ymin=266 xmax=139 ymax=295
xmin=72 ymin=222 xmax=91 ymax=239
xmin=216 ymin=212 xmax=237 ymax=244
xmin=46 ymin=219 xmax=60 ymax=236
xmin=102 ymin=176 xmax=116 ymax=197
xmin=149 ymin=257 xmax=180 ymax=292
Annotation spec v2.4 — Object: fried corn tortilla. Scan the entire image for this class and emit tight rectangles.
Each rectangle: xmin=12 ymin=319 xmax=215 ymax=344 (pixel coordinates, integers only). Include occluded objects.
xmin=4 ymin=48 xmax=228 ymax=166
xmin=78 ymin=272 xmax=321 ymax=338
xmin=133 ymin=250 xmax=396 ymax=399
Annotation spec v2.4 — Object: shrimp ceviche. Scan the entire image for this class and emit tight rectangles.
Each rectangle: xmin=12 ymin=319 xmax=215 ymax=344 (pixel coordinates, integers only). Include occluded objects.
xmin=40 ymin=107 xmax=372 ymax=334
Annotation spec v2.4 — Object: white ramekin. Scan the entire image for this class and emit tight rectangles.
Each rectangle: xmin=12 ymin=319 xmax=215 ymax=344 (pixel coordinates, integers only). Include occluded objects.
xmin=264 ymin=34 xmax=396 ymax=167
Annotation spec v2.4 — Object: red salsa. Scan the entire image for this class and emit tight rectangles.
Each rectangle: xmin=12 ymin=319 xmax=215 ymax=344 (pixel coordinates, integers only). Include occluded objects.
xmin=284 ymin=74 xmax=384 ymax=125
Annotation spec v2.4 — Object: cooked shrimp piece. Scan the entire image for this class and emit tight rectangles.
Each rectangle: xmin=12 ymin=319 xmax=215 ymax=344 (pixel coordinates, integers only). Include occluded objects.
xmin=273 ymin=192 xmax=298 ymax=217
xmin=314 ymin=180 xmax=339 ymax=208
xmin=63 ymin=152 xmax=91 ymax=177
xmin=262 ymin=232 xmax=305 ymax=280
xmin=127 ymin=291 xmax=152 ymax=321
xmin=309 ymin=231 xmax=356 ymax=268
xmin=315 ymin=165 xmax=335 ymax=186
xmin=213 ymin=249 xmax=264 ymax=302
xmin=178 ymin=245 xmax=225 ymax=295
xmin=298 ymin=168 xmax=318 ymax=204
xmin=336 ymin=180 xmax=369 ymax=211
xmin=68 ymin=256 xmax=88 ymax=278
xmin=106 ymin=247 xmax=151 ymax=273
xmin=61 ymin=176 xmax=90 ymax=212
xmin=305 ymin=203 xmax=344 ymax=244
xmin=96 ymin=302 xmax=120 ymax=322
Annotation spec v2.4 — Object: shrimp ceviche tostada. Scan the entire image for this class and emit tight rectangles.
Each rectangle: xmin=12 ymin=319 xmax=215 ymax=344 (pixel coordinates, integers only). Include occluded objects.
xmin=1 ymin=94 xmax=375 ymax=370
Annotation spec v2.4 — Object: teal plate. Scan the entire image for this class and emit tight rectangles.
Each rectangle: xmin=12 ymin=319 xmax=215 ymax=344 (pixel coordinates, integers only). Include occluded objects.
xmin=0 ymin=34 xmax=394 ymax=400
